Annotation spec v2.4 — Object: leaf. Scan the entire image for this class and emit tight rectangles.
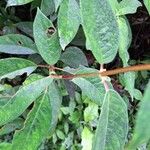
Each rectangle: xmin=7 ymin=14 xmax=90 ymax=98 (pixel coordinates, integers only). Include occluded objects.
xmin=0 ymin=76 xmax=53 ymax=126
xmin=80 ymin=0 xmax=119 ymax=64
xmin=15 ymin=22 xmax=33 ymax=37
xmin=0 ymin=118 xmax=24 ymax=136
xmin=11 ymin=89 xmax=52 ymax=150
xmin=0 ymin=143 xmax=11 ymax=150
xmin=81 ymin=127 xmax=93 ymax=150
xmin=127 ymin=82 xmax=150 ymax=149
xmin=41 ymin=0 xmax=55 ymax=16
xmin=7 ymin=0 xmax=34 ymax=7
xmin=117 ymin=0 xmax=142 ymax=15
xmin=92 ymin=90 xmax=128 ymax=150
xmin=33 ymin=8 xmax=61 ymax=65
xmin=65 ymin=66 xmax=112 ymax=105
xmin=144 ymin=0 xmax=150 ymax=14
xmin=0 ymin=34 xmax=37 ymax=54
xmin=124 ymin=71 xmax=135 ymax=100
xmin=60 ymin=46 xmax=88 ymax=68
xmin=54 ymin=0 xmax=63 ymax=12
xmin=48 ymin=82 xmax=62 ymax=135
xmin=84 ymin=102 xmax=98 ymax=122
xmin=58 ymin=0 xmax=80 ymax=49
xmin=118 ymin=17 xmax=132 ymax=65
xmin=0 ymin=58 xmax=37 ymax=80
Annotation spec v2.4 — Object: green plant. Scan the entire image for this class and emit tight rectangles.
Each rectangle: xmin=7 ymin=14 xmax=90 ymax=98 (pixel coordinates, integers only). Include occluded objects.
xmin=0 ymin=0 xmax=150 ymax=150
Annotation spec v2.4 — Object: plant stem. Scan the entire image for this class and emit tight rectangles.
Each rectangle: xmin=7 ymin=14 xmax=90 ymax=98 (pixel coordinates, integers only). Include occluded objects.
xmin=38 ymin=64 xmax=150 ymax=79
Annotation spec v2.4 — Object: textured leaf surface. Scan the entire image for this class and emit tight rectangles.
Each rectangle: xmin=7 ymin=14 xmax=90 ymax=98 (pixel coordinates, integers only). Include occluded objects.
xmin=7 ymin=0 xmax=33 ymax=6
xmin=128 ymin=82 xmax=150 ymax=149
xmin=0 ymin=58 xmax=37 ymax=80
xmin=60 ymin=47 xmax=88 ymax=68
xmin=118 ymin=17 xmax=132 ymax=65
xmin=0 ymin=34 xmax=37 ymax=54
xmin=117 ymin=0 xmax=142 ymax=15
xmin=41 ymin=0 xmax=55 ymax=16
xmin=33 ymin=9 xmax=61 ymax=65
xmin=0 ymin=77 xmax=53 ymax=126
xmin=80 ymin=0 xmax=119 ymax=64
xmin=92 ymin=90 xmax=128 ymax=150
xmin=144 ymin=0 xmax=150 ymax=14
xmin=48 ymin=82 xmax=62 ymax=135
xmin=11 ymin=89 xmax=52 ymax=150
xmin=58 ymin=0 xmax=80 ymax=49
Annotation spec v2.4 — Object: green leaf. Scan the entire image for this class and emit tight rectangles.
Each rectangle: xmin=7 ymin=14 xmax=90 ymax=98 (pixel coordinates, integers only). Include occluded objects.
xmin=60 ymin=46 xmax=88 ymax=68
xmin=0 ymin=58 xmax=37 ymax=80
xmin=84 ymin=102 xmax=98 ymax=122
xmin=80 ymin=0 xmax=119 ymax=64
xmin=0 ymin=76 xmax=53 ymax=126
xmin=33 ymin=8 xmax=61 ymax=65
xmin=64 ymin=66 xmax=111 ymax=105
xmin=127 ymin=82 xmax=150 ymax=149
xmin=54 ymin=0 xmax=63 ymax=12
xmin=15 ymin=22 xmax=33 ymax=37
xmin=0 ymin=34 xmax=37 ymax=54
xmin=124 ymin=71 xmax=135 ymax=100
xmin=48 ymin=82 xmax=62 ymax=135
xmin=81 ymin=127 xmax=93 ymax=150
xmin=92 ymin=90 xmax=128 ymax=150
xmin=133 ymin=89 xmax=143 ymax=101
xmin=117 ymin=0 xmax=142 ymax=15
xmin=144 ymin=0 xmax=150 ymax=14
xmin=11 ymin=89 xmax=52 ymax=150
xmin=0 ymin=143 xmax=11 ymax=150
xmin=118 ymin=17 xmax=132 ymax=65
xmin=0 ymin=118 xmax=24 ymax=136
xmin=58 ymin=0 xmax=80 ymax=49
xmin=7 ymin=0 xmax=34 ymax=6
xmin=41 ymin=0 xmax=55 ymax=16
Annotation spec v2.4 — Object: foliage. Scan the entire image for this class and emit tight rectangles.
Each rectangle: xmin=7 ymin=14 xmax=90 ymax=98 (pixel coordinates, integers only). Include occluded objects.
xmin=0 ymin=0 xmax=149 ymax=150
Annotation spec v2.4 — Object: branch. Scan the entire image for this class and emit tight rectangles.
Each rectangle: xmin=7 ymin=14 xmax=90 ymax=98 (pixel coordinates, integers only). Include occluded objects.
xmin=38 ymin=64 xmax=150 ymax=79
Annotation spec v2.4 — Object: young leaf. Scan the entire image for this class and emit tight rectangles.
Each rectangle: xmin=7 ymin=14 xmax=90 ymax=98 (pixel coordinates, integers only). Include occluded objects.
xmin=58 ymin=0 xmax=80 ymax=49
xmin=92 ymin=90 xmax=128 ymax=150
xmin=11 ymin=89 xmax=52 ymax=150
xmin=81 ymin=127 xmax=93 ymax=150
xmin=84 ymin=102 xmax=98 ymax=122
xmin=144 ymin=0 xmax=150 ymax=14
xmin=117 ymin=0 xmax=142 ymax=15
xmin=60 ymin=46 xmax=88 ymax=68
xmin=0 ymin=76 xmax=53 ymax=126
xmin=80 ymin=0 xmax=119 ymax=64
xmin=127 ymin=82 xmax=150 ymax=149
xmin=7 ymin=0 xmax=34 ymax=6
xmin=0 ymin=34 xmax=37 ymax=54
xmin=0 ymin=58 xmax=37 ymax=80
xmin=33 ymin=8 xmax=61 ymax=65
